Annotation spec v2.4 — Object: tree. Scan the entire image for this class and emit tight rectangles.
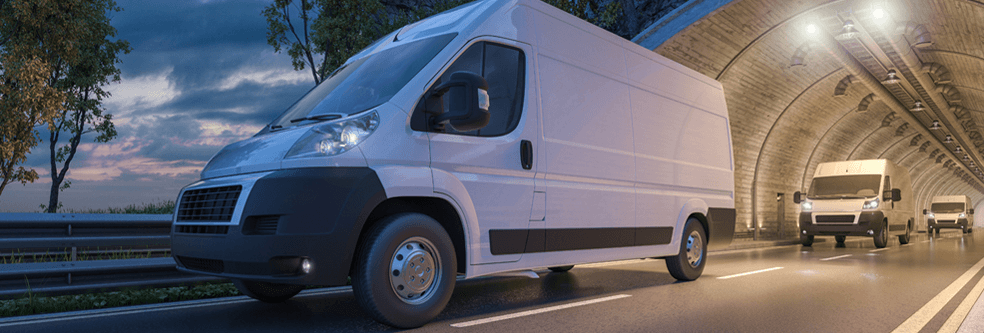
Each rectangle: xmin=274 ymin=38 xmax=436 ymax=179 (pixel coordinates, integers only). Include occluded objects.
xmin=43 ymin=0 xmax=130 ymax=212
xmin=0 ymin=0 xmax=92 ymax=202
xmin=265 ymin=0 xmax=621 ymax=86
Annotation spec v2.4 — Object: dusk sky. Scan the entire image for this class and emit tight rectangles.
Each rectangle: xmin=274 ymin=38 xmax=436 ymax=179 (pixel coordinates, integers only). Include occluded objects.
xmin=2 ymin=0 xmax=316 ymax=212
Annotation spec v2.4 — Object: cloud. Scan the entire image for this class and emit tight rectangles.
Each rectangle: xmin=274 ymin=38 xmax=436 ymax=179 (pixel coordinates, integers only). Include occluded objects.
xmin=104 ymin=67 xmax=179 ymax=113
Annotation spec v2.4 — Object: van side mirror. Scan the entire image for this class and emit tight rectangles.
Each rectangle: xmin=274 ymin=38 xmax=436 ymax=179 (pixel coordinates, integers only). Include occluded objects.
xmin=923 ymin=209 xmax=927 ymax=215
xmin=425 ymin=71 xmax=490 ymax=132
xmin=970 ymin=209 xmax=975 ymax=214
xmin=793 ymin=192 xmax=802 ymax=204
xmin=890 ymin=188 xmax=901 ymax=201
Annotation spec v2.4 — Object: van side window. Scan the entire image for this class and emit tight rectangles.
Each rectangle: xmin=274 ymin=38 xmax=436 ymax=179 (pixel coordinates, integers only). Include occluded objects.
xmin=413 ymin=41 xmax=526 ymax=136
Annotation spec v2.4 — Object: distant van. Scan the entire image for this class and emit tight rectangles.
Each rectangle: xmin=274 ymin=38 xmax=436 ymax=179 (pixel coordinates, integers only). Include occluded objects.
xmin=925 ymin=195 xmax=974 ymax=235
xmin=794 ymin=159 xmax=914 ymax=248
xmin=170 ymin=0 xmax=735 ymax=328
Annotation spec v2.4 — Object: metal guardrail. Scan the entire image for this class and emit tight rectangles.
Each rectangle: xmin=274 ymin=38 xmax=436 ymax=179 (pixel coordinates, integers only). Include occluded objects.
xmin=0 ymin=213 xmax=223 ymax=300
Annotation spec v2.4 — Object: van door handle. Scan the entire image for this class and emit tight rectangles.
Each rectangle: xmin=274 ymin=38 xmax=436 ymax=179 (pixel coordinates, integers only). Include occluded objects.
xmin=521 ymin=140 xmax=533 ymax=170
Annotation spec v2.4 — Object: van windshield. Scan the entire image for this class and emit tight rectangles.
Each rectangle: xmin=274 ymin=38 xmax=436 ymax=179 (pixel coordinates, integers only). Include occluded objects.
xmin=267 ymin=33 xmax=457 ymax=130
xmin=807 ymin=175 xmax=881 ymax=199
xmin=931 ymin=203 xmax=965 ymax=213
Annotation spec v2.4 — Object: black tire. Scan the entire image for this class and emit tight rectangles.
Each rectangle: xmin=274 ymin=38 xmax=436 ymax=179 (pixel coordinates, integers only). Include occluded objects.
xmin=936 ymin=228 xmax=941 ymax=236
xmin=801 ymin=234 xmax=814 ymax=246
xmin=963 ymin=227 xmax=969 ymax=234
xmin=232 ymin=279 xmax=304 ymax=303
xmin=352 ymin=213 xmax=456 ymax=329
xmin=834 ymin=235 xmax=846 ymax=244
xmin=898 ymin=220 xmax=911 ymax=244
xmin=873 ymin=220 xmax=889 ymax=248
xmin=665 ymin=218 xmax=706 ymax=281
xmin=927 ymin=226 xmax=933 ymax=237
xmin=548 ymin=265 xmax=574 ymax=273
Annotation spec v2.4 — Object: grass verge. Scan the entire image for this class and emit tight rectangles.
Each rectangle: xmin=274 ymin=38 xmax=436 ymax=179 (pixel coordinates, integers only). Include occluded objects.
xmin=0 ymin=283 xmax=242 ymax=318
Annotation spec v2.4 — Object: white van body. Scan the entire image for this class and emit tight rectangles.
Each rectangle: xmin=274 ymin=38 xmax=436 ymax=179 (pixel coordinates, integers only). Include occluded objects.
xmin=795 ymin=159 xmax=914 ymax=248
xmin=926 ymin=195 xmax=974 ymax=234
xmin=170 ymin=0 xmax=734 ymax=327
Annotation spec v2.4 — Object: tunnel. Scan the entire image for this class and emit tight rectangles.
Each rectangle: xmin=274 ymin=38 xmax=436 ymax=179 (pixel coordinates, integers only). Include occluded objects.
xmin=632 ymin=0 xmax=984 ymax=240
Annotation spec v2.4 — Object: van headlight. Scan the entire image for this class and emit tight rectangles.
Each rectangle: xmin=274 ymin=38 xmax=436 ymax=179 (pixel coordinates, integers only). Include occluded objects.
xmin=284 ymin=111 xmax=379 ymax=159
xmin=862 ymin=198 xmax=879 ymax=210
xmin=801 ymin=201 xmax=813 ymax=211
xmin=928 ymin=212 xmax=935 ymax=219
xmin=960 ymin=213 xmax=966 ymax=218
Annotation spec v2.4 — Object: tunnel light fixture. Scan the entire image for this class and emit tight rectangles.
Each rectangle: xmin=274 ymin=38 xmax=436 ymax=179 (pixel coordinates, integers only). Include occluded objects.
xmin=806 ymin=24 xmax=818 ymax=34
xmin=881 ymin=70 xmax=901 ymax=85
xmin=956 ymin=146 xmax=964 ymax=153
xmin=873 ymin=8 xmax=886 ymax=19
xmin=945 ymin=134 xmax=953 ymax=143
xmin=964 ymin=154 xmax=970 ymax=161
xmin=835 ymin=20 xmax=861 ymax=41
xmin=931 ymin=120 xmax=940 ymax=130
xmin=911 ymin=101 xmax=925 ymax=112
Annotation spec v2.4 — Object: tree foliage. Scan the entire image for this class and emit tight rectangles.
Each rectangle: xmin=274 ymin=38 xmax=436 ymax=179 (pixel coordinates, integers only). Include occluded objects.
xmin=43 ymin=0 xmax=130 ymax=212
xmin=264 ymin=0 xmax=621 ymax=86
xmin=0 ymin=0 xmax=90 ymax=201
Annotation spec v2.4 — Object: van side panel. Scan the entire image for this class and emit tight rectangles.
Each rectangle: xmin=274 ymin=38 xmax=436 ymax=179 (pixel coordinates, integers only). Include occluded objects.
xmin=534 ymin=8 xmax=637 ymax=240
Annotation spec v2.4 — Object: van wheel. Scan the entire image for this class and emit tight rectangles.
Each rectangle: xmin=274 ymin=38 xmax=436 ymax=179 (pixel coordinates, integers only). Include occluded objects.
xmin=834 ymin=236 xmax=846 ymax=244
xmin=232 ymin=279 xmax=304 ymax=303
xmin=873 ymin=220 xmax=889 ymax=248
xmin=898 ymin=220 xmax=911 ymax=244
xmin=665 ymin=218 xmax=706 ymax=281
xmin=801 ymin=234 xmax=814 ymax=246
xmin=548 ymin=265 xmax=574 ymax=273
xmin=352 ymin=213 xmax=456 ymax=329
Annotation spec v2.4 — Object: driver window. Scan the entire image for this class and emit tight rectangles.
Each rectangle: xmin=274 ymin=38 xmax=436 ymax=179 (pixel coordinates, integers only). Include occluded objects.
xmin=414 ymin=41 xmax=526 ymax=136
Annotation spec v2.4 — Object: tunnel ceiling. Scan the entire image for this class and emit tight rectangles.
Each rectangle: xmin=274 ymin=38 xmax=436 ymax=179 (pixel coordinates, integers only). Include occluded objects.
xmin=649 ymin=0 xmax=984 ymax=233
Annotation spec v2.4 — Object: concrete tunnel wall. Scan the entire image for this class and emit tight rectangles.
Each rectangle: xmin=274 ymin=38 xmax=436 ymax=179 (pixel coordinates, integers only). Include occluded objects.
xmin=636 ymin=0 xmax=984 ymax=238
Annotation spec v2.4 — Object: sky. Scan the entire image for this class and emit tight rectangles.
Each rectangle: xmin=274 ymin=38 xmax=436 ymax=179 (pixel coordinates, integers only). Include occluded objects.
xmin=1 ymin=0 xmax=316 ymax=212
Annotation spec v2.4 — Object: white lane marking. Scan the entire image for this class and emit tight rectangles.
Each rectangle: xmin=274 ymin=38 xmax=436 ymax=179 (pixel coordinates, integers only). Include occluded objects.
xmin=450 ymin=294 xmax=631 ymax=328
xmin=820 ymin=254 xmax=853 ymax=261
xmin=870 ymin=248 xmax=890 ymax=253
xmin=944 ymin=272 xmax=984 ymax=333
xmin=892 ymin=256 xmax=984 ymax=333
xmin=716 ymin=267 xmax=783 ymax=280
xmin=957 ymin=285 xmax=984 ymax=333
xmin=0 ymin=287 xmax=350 ymax=328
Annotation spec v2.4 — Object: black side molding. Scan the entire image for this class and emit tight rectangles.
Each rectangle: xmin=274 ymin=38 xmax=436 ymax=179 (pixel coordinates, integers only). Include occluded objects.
xmin=489 ymin=227 xmax=673 ymax=255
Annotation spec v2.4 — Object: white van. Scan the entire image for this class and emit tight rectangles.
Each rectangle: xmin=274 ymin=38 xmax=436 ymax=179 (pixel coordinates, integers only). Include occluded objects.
xmin=170 ymin=0 xmax=735 ymax=328
xmin=794 ymin=159 xmax=914 ymax=248
xmin=925 ymin=195 xmax=975 ymax=235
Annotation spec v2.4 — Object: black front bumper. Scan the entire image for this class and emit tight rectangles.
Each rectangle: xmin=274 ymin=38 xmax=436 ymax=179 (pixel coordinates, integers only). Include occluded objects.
xmin=800 ymin=211 xmax=886 ymax=237
xmin=171 ymin=167 xmax=386 ymax=286
xmin=928 ymin=218 xmax=968 ymax=230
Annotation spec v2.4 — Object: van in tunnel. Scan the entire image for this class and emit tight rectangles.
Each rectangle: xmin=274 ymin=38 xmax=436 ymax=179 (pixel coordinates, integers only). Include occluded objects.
xmin=795 ymin=159 xmax=914 ymax=248
xmin=169 ymin=0 xmax=735 ymax=328
xmin=925 ymin=195 xmax=974 ymax=235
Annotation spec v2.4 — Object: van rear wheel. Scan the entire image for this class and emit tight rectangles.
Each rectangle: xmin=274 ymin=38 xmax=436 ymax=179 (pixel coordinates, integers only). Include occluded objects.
xmin=232 ymin=279 xmax=304 ymax=303
xmin=801 ymin=234 xmax=814 ymax=246
xmin=352 ymin=213 xmax=456 ymax=329
xmin=834 ymin=236 xmax=846 ymax=244
xmin=898 ymin=220 xmax=911 ymax=244
xmin=665 ymin=218 xmax=706 ymax=281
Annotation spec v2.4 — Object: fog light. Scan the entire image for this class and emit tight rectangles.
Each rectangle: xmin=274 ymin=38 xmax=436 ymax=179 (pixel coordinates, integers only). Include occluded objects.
xmin=301 ymin=258 xmax=312 ymax=274
xmin=867 ymin=230 xmax=874 ymax=235
xmin=802 ymin=230 xmax=807 ymax=234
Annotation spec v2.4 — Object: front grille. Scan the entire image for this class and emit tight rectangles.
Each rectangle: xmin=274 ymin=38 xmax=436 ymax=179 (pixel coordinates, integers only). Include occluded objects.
xmin=177 ymin=256 xmax=224 ymax=273
xmin=939 ymin=220 xmax=956 ymax=223
xmin=177 ymin=186 xmax=242 ymax=222
xmin=176 ymin=225 xmax=229 ymax=234
xmin=816 ymin=215 xmax=855 ymax=223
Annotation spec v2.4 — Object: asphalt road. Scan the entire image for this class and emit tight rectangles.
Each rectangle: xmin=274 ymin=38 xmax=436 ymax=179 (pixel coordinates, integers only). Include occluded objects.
xmin=4 ymin=229 xmax=984 ymax=333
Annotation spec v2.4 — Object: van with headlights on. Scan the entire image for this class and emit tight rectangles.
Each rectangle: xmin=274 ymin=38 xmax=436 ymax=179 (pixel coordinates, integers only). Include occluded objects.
xmin=925 ymin=195 xmax=974 ymax=235
xmin=169 ymin=0 xmax=735 ymax=328
xmin=794 ymin=159 xmax=914 ymax=248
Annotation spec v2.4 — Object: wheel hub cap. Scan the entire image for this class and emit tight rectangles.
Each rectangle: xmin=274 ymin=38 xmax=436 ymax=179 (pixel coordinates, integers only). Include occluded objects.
xmin=390 ymin=237 xmax=439 ymax=304
xmin=686 ymin=230 xmax=704 ymax=268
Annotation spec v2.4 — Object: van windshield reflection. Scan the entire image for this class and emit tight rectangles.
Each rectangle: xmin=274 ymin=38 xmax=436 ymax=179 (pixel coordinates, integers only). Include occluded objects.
xmin=931 ymin=203 xmax=965 ymax=213
xmin=267 ymin=33 xmax=457 ymax=130
xmin=807 ymin=175 xmax=881 ymax=199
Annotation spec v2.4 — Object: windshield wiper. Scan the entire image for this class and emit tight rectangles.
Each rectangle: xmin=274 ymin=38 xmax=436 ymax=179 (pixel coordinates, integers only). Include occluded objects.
xmin=289 ymin=113 xmax=347 ymax=123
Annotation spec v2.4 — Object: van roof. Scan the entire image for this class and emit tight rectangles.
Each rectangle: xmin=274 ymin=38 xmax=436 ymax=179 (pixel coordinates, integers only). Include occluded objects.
xmin=931 ymin=195 xmax=970 ymax=203
xmin=814 ymin=159 xmax=890 ymax=177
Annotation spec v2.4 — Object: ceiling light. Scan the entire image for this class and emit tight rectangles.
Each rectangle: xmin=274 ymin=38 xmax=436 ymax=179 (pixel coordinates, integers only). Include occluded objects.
xmin=881 ymin=70 xmax=901 ymax=85
xmin=873 ymin=8 xmax=886 ymax=19
xmin=956 ymin=146 xmax=964 ymax=153
xmin=931 ymin=120 xmax=940 ymax=130
xmin=945 ymin=134 xmax=953 ymax=143
xmin=806 ymin=24 xmax=818 ymax=34
xmin=964 ymin=154 xmax=970 ymax=161
xmin=835 ymin=20 xmax=861 ymax=40
xmin=911 ymin=101 xmax=924 ymax=112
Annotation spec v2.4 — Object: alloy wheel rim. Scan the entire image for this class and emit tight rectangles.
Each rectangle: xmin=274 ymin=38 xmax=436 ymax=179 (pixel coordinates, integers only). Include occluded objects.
xmin=686 ymin=230 xmax=704 ymax=268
